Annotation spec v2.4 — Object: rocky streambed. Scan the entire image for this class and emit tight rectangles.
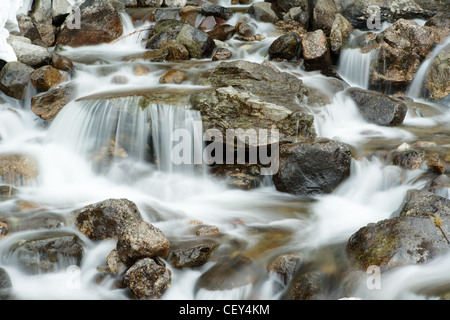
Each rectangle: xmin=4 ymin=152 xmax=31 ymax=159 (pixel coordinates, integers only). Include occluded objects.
xmin=0 ymin=0 xmax=449 ymax=300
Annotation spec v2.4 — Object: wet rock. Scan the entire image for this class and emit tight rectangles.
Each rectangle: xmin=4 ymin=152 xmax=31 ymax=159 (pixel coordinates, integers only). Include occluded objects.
xmin=159 ymin=69 xmax=186 ymax=84
xmin=31 ymin=82 xmax=77 ymax=120
xmin=106 ymin=249 xmax=127 ymax=275
xmin=201 ymin=3 xmax=233 ymax=21
xmin=0 ymin=154 xmax=39 ymax=186
xmin=30 ymin=65 xmax=68 ymax=92
xmin=0 ymin=212 xmax=65 ymax=233
xmin=111 ymin=75 xmax=129 ymax=84
xmin=51 ymin=53 xmax=74 ymax=71
xmin=425 ymin=13 xmax=450 ymax=29
xmin=124 ymin=49 xmax=168 ymax=62
xmin=235 ymin=18 xmax=255 ymax=38
xmin=176 ymin=24 xmax=216 ymax=59
xmin=180 ymin=6 xmax=199 ymax=26
xmin=212 ymin=48 xmax=233 ymax=61
xmin=7 ymin=232 xmax=84 ymax=274
xmin=283 ymin=270 xmax=328 ymax=300
xmin=195 ymin=225 xmax=221 ymax=237
xmin=0 ymin=221 xmax=9 ymax=238
xmin=364 ymin=19 xmax=447 ymax=92
xmin=190 ymin=86 xmax=314 ymax=148
xmin=0 ymin=62 xmax=34 ymax=100
xmin=396 ymin=189 xmax=450 ymax=218
xmin=268 ymin=32 xmax=302 ymax=61
xmin=169 ymin=239 xmax=219 ymax=268
xmin=161 ymin=40 xmax=190 ymax=61
xmin=208 ymin=24 xmax=236 ymax=41
xmin=75 ymin=198 xmax=143 ymax=241
xmin=210 ymin=164 xmax=265 ymax=190
xmin=116 ymin=221 xmax=170 ymax=267
xmin=272 ymin=138 xmax=352 ymax=196
xmin=424 ymin=44 xmax=449 ymax=102
xmin=248 ymin=2 xmax=280 ymax=24
xmin=8 ymin=38 xmax=52 ymax=68
xmin=346 ymin=215 xmax=450 ymax=272
xmin=56 ymin=0 xmax=123 ymax=47
xmin=198 ymin=16 xmax=224 ymax=31
xmin=301 ymin=30 xmax=332 ymax=71
xmin=267 ymin=253 xmax=303 ymax=285
xmin=346 ymin=87 xmax=408 ymax=126
xmin=391 ymin=149 xmax=426 ymax=170
xmin=287 ymin=7 xmax=310 ymax=29
xmin=329 ymin=13 xmax=353 ymax=55
xmin=196 ymin=254 xmax=262 ymax=291
xmin=277 ymin=0 xmax=309 ymax=13
xmin=312 ymin=0 xmax=338 ymax=35
xmin=207 ymin=60 xmax=308 ymax=107
xmin=124 ymin=257 xmax=171 ymax=300
xmin=426 ymin=174 xmax=450 ymax=197
xmin=0 ymin=267 xmax=12 ymax=298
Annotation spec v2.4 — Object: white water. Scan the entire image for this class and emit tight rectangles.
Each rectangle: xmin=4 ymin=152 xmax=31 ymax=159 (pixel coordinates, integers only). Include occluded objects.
xmin=0 ymin=3 xmax=449 ymax=301
xmin=337 ymin=48 xmax=374 ymax=89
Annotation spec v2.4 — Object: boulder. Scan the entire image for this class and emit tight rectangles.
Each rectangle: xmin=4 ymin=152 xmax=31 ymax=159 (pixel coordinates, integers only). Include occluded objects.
xmin=0 ymin=62 xmax=34 ymax=100
xmin=363 ymin=19 xmax=447 ymax=92
xmin=16 ymin=13 xmax=43 ymax=44
xmin=0 ymin=154 xmax=39 ymax=186
xmin=30 ymin=65 xmax=67 ymax=92
xmin=329 ymin=13 xmax=354 ymax=55
xmin=248 ymin=2 xmax=280 ymax=24
xmin=424 ymin=44 xmax=449 ymax=102
xmin=347 ymin=215 xmax=450 ymax=271
xmin=8 ymin=39 xmax=52 ymax=68
xmin=124 ymin=257 xmax=171 ymax=299
xmin=56 ymin=0 xmax=123 ymax=47
xmin=175 ymin=24 xmax=216 ymax=59
xmin=31 ymin=82 xmax=77 ymax=120
xmin=75 ymin=198 xmax=143 ymax=240
xmin=272 ymin=138 xmax=352 ymax=196
xmin=208 ymin=24 xmax=236 ymax=41
xmin=30 ymin=0 xmax=56 ymax=46
xmin=301 ymin=30 xmax=332 ymax=71
xmin=345 ymin=87 xmax=408 ymax=126
xmin=312 ymin=0 xmax=338 ymax=35
xmin=397 ymin=189 xmax=450 ymax=217
xmin=268 ymin=32 xmax=302 ymax=61
xmin=7 ymin=232 xmax=84 ymax=274
xmin=116 ymin=221 xmax=170 ymax=267
xmin=200 ymin=3 xmax=233 ymax=21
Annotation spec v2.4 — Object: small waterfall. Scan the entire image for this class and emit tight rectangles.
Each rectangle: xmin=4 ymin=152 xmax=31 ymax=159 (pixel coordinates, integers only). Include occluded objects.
xmin=407 ymin=37 xmax=450 ymax=99
xmin=337 ymin=48 xmax=374 ymax=89
xmin=48 ymin=97 xmax=206 ymax=177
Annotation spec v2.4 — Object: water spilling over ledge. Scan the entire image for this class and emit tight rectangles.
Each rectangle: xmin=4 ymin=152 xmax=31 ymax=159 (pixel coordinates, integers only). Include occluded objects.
xmin=0 ymin=0 xmax=449 ymax=302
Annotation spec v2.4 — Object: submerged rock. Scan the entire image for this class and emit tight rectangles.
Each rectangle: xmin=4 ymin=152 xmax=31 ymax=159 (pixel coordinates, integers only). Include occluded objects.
xmin=75 ymin=198 xmax=143 ymax=240
xmin=169 ymin=239 xmax=219 ymax=268
xmin=272 ymin=138 xmax=352 ymax=196
xmin=346 ymin=87 xmax=408 ymax=126
xmin=0 ymin=154 xmax=38 ymax=186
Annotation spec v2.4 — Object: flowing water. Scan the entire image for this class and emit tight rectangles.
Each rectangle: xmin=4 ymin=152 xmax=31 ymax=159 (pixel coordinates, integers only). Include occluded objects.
xmin=0 ymin=3 xmax=449 ymax=301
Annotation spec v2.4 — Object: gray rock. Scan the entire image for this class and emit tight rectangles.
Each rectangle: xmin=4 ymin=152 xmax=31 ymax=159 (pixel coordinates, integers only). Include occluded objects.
xmin=8 ymin=39 xmax=52 ymax=67
xmin=175 ymin=24 xmax=216 ymax=59
xmin=0 ymin=62 xmax=34 ymax=100
xmin=75 ymin=198 xmax=143 ymax=240
xmin=201 ymin=3 xmax=233 ymax=20
xmin=312 ymin=0 xmax=338 ymax=35
xmin=273 ymin=138 xmax=352 ymax=196
xmin=329 ymin=13 xmax=353 ymax=55
xmin=345 ymin=87 xmax=408 ymax=126
xmin=396 ymin=189 xmax=450 ymax=218
xmin=248 ymin=2 xmax=280 ymax=24
xmin=169 ymin=239 xmax=219 ymax=268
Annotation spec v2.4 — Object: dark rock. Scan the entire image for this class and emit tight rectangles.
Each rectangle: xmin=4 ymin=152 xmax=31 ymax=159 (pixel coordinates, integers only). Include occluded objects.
xmin=176 ymin=24 xmax=216 ymax=59
xmin=425 ymin=13 xmax=450 ymax=29
xmin=346 ymin=87 xmax=408 ymax=126
xmin=0 ymin=267 xmax=12 ymax=298
xmin=31 ymin=82 xmax=77 ymax=120
xmin=75 ymin=198 xmax=143 ymax=240
xmin=56 ymin=0 xmax=123 ymax=47
xmin=169 ymin=239 xmax=219 ymax=268
xmin=268 ymin=32 xmax=302 ymax=61
xmin=312 ymin=0 xmax=338 ymax=35
xmin=0 ymin=62 xmax=34 ymax=100
xmin=116 ymin=221 xmax=170 ymax=267
xmin=124 ymin=257 xmax=171 ymax=299
xmin=248 ymin=2 xmax=280 ymax=24
xmin=208 ymin=24 xmax=236 ymax=41
xmin=51 ymin=53 xmax=74 ymax=71
xmin=283 ymin=270 xmax=328 ymax=300
xmin=396 ymin=189 xmax=450 ymax=217
xmin=272 ymin=138 xmax=352 ymax=196
xmin=277 ymin=0 xmax=309 ymax=13
xmin=210 ymin=164 xmax=264 ymax=190
xmin=201 ymin=2 xmax=233 ymax=20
